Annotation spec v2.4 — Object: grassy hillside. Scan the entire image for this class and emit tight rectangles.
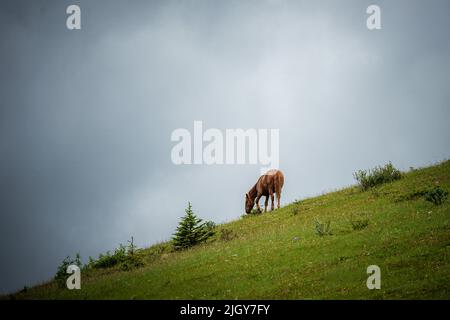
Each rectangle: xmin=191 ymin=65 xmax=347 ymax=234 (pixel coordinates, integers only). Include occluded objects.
xmin=10 ymin=161 xmax=450 ymax=299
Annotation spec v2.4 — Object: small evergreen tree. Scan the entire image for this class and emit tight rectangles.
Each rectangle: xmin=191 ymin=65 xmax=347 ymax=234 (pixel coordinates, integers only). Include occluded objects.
xmin=172 ymin=202 xmax=215 ymax=250
xmin=54 ymin=253 xmax=82 ymax=287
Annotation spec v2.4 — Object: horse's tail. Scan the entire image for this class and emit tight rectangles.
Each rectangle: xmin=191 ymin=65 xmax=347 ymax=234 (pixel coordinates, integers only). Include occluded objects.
xmin=274 ymin=170 xmax=284 ymax=195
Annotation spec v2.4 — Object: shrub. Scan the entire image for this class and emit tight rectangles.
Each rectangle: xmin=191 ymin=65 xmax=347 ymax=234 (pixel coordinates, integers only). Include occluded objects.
xmin=349 ymin=212 xmax=370 ymax=231
xmin=314 ymin=218 xmax=332 ymax=236
xmin=54 ymin=253 xmax=82 ymax=286
xmin=292 ymin=204 xmax=300 ymax=216
xmin=394 ymin=189 xmax=427 ymax=202
xmin=350 ymin=217 xmax=369 ymax=230
xmin=89 ymin=246 xmax=127 ymax=269
xmin=424 ymin=186 xmax=448 ymax=205
xmin=120 ymin=252 xmax=145 ymax=271
xmin=172 ymin=202 xmax=215 ymax=250
xmin=219 ymin=228 xmax=236 ymax=242
xmin=87 ymin=237 xmax=144 ymax=271
xmin=353 ymin=162 xmax=402 ymax=190
xmin=204 ymin=221 xmax=216 ymax=232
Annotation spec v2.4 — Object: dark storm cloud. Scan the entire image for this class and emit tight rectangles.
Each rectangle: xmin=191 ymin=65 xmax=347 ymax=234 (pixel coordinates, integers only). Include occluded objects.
xmin=1 ymin=0 xmax=449 ymax=293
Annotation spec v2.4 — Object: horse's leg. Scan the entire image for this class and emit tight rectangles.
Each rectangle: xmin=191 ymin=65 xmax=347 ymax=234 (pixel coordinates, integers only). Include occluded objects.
xmin=270 ymin=193 xmax=275 ymax=211
xmin=275 ymin=176 xmax=282 ymax=209
xmin=255 ymin=194 xmax=262 ymax=212
xmin=264 ymin=196 xmax=268 ymax=212
xmin=277 ymin=191 xmax=281 ymax=209
xmin=270 ymin=190 xmax=275 ymax=211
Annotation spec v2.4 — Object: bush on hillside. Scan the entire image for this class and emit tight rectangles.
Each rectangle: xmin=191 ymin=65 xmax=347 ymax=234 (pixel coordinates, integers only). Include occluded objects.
xmin=353 ymin=162 xmax=402 ymax=190
xmin=350 ymin=215 xmax=370 ymax=231
xmin=219 ymin=228 xmax=236 ymax=242
xmin=87 ymin=237 xmax=144 ymax=271
xmin=172 ymin=202 xmax=215 ymax=250
xmin=292 ymin=204 xmax=301 ymax=216
xmin=54 ymin=253 xmax=82 ymax=287
xmin=89 ymin=246 xmax=127 ymax=269
xmin=204 ymin=221 xmax=217 ymax=233
xmin=350 ymin=219 xmax=369 ymax=230
xmin=314 ymin=218 xmax=332 ymax=237
xmin=424 ymin=186 xmax=448 ymax=205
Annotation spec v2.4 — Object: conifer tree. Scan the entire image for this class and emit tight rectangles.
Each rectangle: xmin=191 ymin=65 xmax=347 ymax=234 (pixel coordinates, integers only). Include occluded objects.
xmin=172 ymin=202 xmax=214 ymax=249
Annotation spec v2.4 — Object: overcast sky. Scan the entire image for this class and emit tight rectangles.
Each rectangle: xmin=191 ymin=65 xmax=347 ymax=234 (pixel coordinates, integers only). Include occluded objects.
xmin=0 ymin=0 xmax=449 ymax=294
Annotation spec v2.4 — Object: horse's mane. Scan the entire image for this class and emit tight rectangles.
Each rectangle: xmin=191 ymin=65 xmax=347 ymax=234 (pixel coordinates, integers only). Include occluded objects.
xmin=248 ymin=179 xmax=261 ymax=200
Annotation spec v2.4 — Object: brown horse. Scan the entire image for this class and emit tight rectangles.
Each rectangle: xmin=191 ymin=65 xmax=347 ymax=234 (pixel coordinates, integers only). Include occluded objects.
xmin=245 ymin=169 xmax=284 ymax=213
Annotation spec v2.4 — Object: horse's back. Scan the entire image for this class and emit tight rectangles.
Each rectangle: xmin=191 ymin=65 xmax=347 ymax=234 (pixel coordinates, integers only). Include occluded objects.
xmin=265 ymin=169 xmax=278 ymax=176
xmin=261 ymin=169 xmax=284 ymax=193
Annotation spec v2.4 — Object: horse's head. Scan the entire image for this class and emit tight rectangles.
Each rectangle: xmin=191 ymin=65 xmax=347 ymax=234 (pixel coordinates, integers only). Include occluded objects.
xmin=245 ymin=193 xmax=254 ymax=214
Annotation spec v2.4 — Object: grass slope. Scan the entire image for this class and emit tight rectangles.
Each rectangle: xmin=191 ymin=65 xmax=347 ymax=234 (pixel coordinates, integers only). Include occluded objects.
xmin=11 ymin=161 xmax=450 ymax=299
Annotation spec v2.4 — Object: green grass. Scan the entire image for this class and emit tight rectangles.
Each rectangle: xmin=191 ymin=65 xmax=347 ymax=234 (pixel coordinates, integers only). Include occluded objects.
xmin=8 ymin=160 xmax=450 ymax=299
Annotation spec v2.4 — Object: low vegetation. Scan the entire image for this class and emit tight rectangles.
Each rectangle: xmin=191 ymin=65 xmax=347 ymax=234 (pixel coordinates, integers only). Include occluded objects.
xmin=54 ymin=237 xmax=145 ymax=281
xmin=353 ymin=162 xmax=402 ymax=190
xmin=86 ymin=237 xmax=144 ymax=271
xmin=350 ymin=218 xmax=370 ymax=231
xmin=54 ymin=253 xmax=82 ymax=287
xmin=314 ymin=218 xmax=333 ymax=236
xmin=219 ymin=228 xmax=237 ymax=242
xmin=424 ymin=186 xmax=448 ymax=205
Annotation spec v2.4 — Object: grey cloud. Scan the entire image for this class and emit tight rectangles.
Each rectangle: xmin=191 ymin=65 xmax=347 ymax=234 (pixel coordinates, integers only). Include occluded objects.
xmin=0 ymin=0 xmax=449 ymax=293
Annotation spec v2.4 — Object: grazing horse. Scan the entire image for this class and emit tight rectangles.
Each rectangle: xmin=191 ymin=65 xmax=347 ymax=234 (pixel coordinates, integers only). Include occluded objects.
xmin=245 ymin=169 xmax=285 ymax=213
